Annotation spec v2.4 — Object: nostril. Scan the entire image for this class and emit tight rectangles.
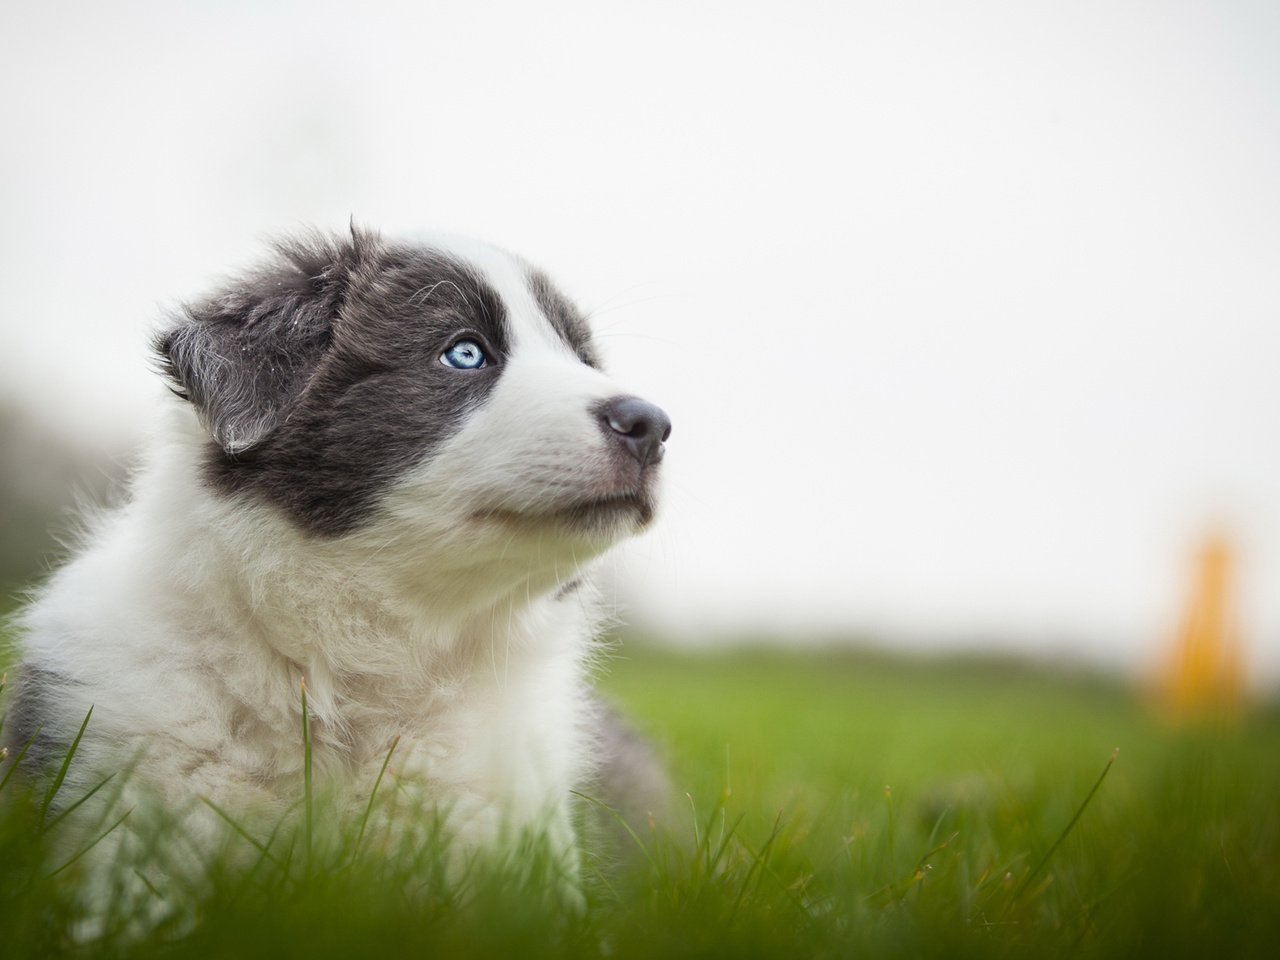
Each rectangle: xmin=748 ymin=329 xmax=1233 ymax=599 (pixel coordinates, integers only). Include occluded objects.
xmin=599 ymin=396 xmax=672 ymax=467
xmin=607 ymin=412 xmax=646 ymax=438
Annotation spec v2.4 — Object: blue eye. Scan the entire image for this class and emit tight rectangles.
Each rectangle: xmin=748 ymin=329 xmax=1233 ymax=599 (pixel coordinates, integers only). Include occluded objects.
xmin=441 ymin=339 xmax=487 ymax=369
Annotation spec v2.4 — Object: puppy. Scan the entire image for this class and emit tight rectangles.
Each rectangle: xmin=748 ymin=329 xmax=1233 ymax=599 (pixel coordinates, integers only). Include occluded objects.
xmin=4 ymin=227 xmax=670 ymax=865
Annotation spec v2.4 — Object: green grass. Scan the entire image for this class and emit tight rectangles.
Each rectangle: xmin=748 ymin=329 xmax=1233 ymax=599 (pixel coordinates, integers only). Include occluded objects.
xmin=601 ymin=647 xmax=1280 ymax=956
xmin=3 ymin=643 xmax=1279 ymax=959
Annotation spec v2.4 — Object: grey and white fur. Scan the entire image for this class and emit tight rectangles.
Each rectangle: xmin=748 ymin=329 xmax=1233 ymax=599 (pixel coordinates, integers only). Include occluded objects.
xmin=3 ymin=226 xmax=670 ymax=864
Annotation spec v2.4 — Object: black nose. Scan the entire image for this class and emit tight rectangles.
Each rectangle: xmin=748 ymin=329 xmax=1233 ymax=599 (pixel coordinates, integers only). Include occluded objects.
xmin=600 ymin=396 xmax=672 ymax=468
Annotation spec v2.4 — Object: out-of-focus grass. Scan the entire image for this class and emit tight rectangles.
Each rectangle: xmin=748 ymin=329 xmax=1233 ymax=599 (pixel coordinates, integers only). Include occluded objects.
xmin=598 ymin=646 xmax=1280 ymax=958
xmin=2 ymin=641 xmax=1279 ymax=959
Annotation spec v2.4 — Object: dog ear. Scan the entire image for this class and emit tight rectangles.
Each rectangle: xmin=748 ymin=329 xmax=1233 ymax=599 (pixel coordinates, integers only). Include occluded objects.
xmin=155 ymin=231 xmax=374 ymax=454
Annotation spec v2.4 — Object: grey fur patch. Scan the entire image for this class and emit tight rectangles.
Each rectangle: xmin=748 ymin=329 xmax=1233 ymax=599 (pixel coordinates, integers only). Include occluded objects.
xmin=2 ymin=662 xmax=72 ymax=771
xmin=586 ymin=696 xmax=671 ymax=834
xmin=156 ymin=227 xmax=536 ymax=536
xmin=527 ymin=267 xmax=600 ymax=368
xmin=554 ymin=578 xmax=584 ymax=600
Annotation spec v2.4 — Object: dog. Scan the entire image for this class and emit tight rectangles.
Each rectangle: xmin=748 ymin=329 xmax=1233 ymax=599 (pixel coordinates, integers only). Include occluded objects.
xmin=3 ymin=226 xmax=671 ymax=869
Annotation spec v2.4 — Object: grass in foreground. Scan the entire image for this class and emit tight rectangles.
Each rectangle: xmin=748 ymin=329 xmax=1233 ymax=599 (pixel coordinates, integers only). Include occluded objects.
xmin=2 ymin=644 xmax=1279 ymax=959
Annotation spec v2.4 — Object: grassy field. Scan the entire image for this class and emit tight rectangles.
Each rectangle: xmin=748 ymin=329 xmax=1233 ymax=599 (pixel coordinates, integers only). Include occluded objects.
xmin=3 ymin=641 xmax=1279 ymax=959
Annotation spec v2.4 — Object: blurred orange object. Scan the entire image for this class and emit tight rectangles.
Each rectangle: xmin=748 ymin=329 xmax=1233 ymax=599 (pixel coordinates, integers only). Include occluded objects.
xmin=1161 ymin=532 xmax=1245 ymax=723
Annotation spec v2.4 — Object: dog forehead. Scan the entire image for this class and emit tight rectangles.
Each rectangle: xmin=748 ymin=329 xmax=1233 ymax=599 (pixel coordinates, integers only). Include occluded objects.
xmin=407 ymin=233 xmax=576 ymax=356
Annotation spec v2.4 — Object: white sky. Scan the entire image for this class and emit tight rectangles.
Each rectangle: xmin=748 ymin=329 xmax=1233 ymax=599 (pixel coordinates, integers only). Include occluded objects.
xmin=2 ymin=0 xmax=1278 ymax=680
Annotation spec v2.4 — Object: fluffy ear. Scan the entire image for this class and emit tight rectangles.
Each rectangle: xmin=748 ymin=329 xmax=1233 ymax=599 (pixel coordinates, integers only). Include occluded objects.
xmin=154 ymin=232 xmax=372 ymax=454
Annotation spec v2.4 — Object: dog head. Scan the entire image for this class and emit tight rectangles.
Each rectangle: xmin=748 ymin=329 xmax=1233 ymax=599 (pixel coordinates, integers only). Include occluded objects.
xmin=155 ymin=227 xmax=670 ymax=595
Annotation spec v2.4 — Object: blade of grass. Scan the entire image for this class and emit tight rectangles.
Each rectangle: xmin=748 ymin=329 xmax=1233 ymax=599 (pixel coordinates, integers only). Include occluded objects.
xmin=571 ymin=789 xmax=662 ymax=875
xmin=200 ymin=795 xmax=289 ymax=873
xmin=698 ymin=796 xmax=731 ymax=874
xmin=1008 ymin=748 xmax=1119 ymax=907
xmin=730 ymin=813 xmax=813 ymax=921
xmin=351 ymin=734 xmax=400 ymax=861
xmin=301 ymin=678 xmax=313 ymax=871
xmin=687 ymin=791 xmax=699 ymax=849
xmin=40 ymin=772 xmax=116 ymax=834
xmin=0 ymin=729 xmax=39 ymax=793
xmin=709 ymin=811 xmax=748 ymax=876
xmin=41 ymin=705 xmax=93 ymax=822
xmin=728 ymin=810 xmax=785 ymax=921
xmin=884 ymin=784 xmax=896 ymax=873
xmin=47 ymin=806 xmax=133 ymax=877
xmin=218 ymin=809 xmax=294 ymax=909
xmin=866 ymin=830 xmax=960 ymax=905
xmin=132 ymin=868 xmax=165 ymax=901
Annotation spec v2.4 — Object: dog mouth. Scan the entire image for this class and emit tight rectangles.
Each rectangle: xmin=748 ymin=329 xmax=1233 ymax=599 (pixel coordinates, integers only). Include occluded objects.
xmin=556 ymin=491 xmax=654 ymax=527
xmin=474 ymin=489 xmax=655 ymax=531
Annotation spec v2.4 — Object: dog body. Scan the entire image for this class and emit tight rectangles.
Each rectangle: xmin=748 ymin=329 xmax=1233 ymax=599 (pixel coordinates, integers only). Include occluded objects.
xmin=6 ymin=229 xmax=670 ymax=856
